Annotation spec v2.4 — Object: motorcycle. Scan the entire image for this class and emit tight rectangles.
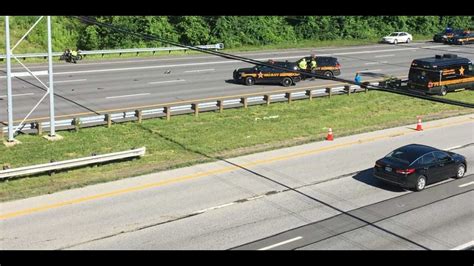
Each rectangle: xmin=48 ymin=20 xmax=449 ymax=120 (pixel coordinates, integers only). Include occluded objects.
xmin=60 ymin=51 xmax=83 ymax=63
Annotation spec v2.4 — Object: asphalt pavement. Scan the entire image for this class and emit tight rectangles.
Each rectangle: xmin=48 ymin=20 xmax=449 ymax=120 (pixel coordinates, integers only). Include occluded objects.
xmin=1 ymin=114 xmax=472 ymax=250
xmin=1 ymin=41 xmax=473 ymax=122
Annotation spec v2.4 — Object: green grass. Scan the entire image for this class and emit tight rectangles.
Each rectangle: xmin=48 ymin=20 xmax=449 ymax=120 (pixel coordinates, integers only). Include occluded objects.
xmin=1 ymin=89 xmax=473 ymax=202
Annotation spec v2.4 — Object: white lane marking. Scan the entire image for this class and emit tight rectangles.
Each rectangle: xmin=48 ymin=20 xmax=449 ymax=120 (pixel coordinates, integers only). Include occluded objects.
xmin=184 ymin=68 xmax=215 ymax=73
xmin=2 ymin=44 xmax=449 ymax=78
xmin=0 ymin=47 xmax=428 ymax=78
xmin=106 ymin=93 xmax=150 ymax=99
xmin=2 ymin=70 xmax=49 ymax=78
xmin=445 ymin=145 xmax=464 ymax=151
xmin=49 ymin=79 xmax=87 ymax=84
xmin=374 ymin=54 xmax=395 ymax=58
xmin=446 ymin=49 xmax=461 ymax=51
xmin=458 ymin=181 xmax=474 ymax=188
xmin=451 ymin=240 xmax=474 ymax=250
xmin=194 ymin=202 xmax=235 ymax=214
xmin=364 ymin=62 xmax=380 ymax=65
xmin=148 ymin=79 xmax=186 ymax=85
xmin=0 ymin=93 xmax=34 ymax=98
xmin=421 ymin=45 xmax=449 ymax=49
xmin=258 ymin=236 xmax=303 ymax=250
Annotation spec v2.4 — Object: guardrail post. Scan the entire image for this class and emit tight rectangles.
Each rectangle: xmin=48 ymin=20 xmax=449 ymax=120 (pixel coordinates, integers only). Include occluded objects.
xmin=264 ymin=95 xmax=271 ymax=106
xmin=344 ymin=85 xmax=351 ymax=96
xmin=306 ymin=90 xmax=312 ymax=101
xmin=192 ymin=103 xmax=199 ymax=117
xmin=241 ymin=97 xmax=248 ymax=109
xmin=36 ymin=122 xmax=42 ymax=135
xmin=105 ymin=114 xmax=111 ymax=128
xmin=362 ymin=82 xmax=370 ymax=93
xmin=165 ymin=107 xmax=171 ymax=121
xmin=285 ymin=92 xmax=292 ymax=103
xmin=326 ymin=87 xmax=332 ymax=99
xmin=73 ymin=118 xmax=81 ymax=131
xmin=135 ymin=110 xmax=142 ymax=124
xmin=217 ymin=100 xmax=224 ymax=113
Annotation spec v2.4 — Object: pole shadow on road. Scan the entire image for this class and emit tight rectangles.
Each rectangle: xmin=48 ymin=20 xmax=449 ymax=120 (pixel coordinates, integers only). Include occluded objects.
xmin=352 ymin=168 xmax=406 ymax=192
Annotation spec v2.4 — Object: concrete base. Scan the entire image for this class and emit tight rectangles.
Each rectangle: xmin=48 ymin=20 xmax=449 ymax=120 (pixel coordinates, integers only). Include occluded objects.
xmin=3 ymin=139 xmax=21 ymax=147
xmin=43 ymin=134 xmax=64 ymax=141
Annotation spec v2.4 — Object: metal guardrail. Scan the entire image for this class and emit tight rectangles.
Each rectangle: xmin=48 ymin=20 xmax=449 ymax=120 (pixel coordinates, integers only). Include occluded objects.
xmin=0 ymin=147 xmax=146 ymax=180
xmin=0 ymin=43 xmax=224 ymax=60
xmin=1 ymin=83 xmax=375 ymax=134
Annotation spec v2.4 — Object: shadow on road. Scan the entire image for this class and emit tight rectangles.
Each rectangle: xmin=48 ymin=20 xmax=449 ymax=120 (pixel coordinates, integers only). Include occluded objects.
xmin=352 ymin=168 xmax=406 ymax=192
xmin=224 ymin=79 xmax=240 ymax=85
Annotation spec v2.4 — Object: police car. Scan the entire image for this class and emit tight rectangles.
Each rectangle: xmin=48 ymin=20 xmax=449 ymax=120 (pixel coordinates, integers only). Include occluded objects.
xmin=447 ymin=31 xmax=474 ymax=45
xmin=233 ymin=61 xmax=301 ymax=87
xmin=297 ymin=56 xmax=341 ymax=79
xmin=408 ymin=54 xmax=474 ymax=96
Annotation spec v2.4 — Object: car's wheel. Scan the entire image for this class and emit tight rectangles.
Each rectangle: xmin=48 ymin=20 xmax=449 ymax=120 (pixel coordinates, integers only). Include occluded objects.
xmin=439 ymin=86 xmax=448 ymax=96
xmin=245 ymin=77 xmax=255 ymax=86
xmin=281 ymin=77 xmax=292 ymax=87
xmin=394 ymin=39 xmax=398 ymax=45
xmin=323 ymin=71 xmax=334 ymax=78
xmin=455 ymin=164 xmax=466 ymax=179
xmin=406 ymin=38 xmax=411 ymax=43
xmin=415 ymin=175 xmax=426 ymax=191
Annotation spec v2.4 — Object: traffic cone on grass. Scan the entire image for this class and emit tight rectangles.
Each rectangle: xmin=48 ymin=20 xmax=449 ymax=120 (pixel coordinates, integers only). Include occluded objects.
xmin=326 ymin=128 xmax=334 ymax=141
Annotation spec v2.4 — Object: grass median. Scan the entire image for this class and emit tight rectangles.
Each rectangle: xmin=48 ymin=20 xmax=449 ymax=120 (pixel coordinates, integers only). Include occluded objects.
xmin=1 ymin=89 xmax=473 ymax=202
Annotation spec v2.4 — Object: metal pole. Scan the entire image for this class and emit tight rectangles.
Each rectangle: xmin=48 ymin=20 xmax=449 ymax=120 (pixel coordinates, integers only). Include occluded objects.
xmin=5 ymin=16 xmax=14 ymax=142
xmin=47 ymin=16 xmax=55 ymax=137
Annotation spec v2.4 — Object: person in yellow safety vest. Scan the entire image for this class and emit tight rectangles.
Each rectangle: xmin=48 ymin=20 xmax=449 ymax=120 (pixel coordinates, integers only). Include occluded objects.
xmin=298 ymin=58 xmax=307 ymax=70
xmin=310 ymin=57 xmax=317 ymax=70
xmin=70 ymin=49 xmax=78 ymax=63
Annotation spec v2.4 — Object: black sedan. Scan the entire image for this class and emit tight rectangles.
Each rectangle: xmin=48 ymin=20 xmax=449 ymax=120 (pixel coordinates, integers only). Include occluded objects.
xmin=373 ymin=144 xmax=467 ymax=191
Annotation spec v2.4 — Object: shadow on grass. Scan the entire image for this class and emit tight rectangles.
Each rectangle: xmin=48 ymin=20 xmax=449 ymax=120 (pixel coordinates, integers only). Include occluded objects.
xmin=352 ymin=168 xmax=406 ymax=192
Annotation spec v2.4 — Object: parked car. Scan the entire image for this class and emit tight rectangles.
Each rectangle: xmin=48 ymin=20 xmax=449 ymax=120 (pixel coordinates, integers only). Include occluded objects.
xmin=233 ymin=62 xmax=301 ymax=87
xmin=381 ymin=32 xmax=413 ymax=44
xmin=373 ymin=144 xmax=467 ymax=191
xmin=407 ymin=54 xmax=473 ymax=96
xmin=446 ymin=30 xmax=474 ymax=45
xmin=433 ymin=29 xmax=462 ymax=43
xmin=296 ymin=56 xmax=341 ymax=78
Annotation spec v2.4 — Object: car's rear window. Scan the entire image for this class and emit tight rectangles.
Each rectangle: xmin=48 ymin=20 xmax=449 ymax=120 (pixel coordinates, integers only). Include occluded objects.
xmin=384 ymin=149 xmax=418 ymax=164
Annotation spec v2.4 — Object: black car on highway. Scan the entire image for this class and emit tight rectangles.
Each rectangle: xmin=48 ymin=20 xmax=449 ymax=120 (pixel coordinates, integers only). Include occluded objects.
xmin=433 ymin=29 xmax=462 ymax=43
xmin=373 ymin=144 xmax=467 ymax=191
xmin=447 ymin=31 xmax=474 ymax=45
xmin=233 ymin=62 xmax=301 ymax=87
xmin=297 ymin=56 xmax=341 ymax=79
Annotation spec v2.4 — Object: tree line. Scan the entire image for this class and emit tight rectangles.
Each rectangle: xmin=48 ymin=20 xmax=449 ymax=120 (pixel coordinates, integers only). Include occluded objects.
xmin=1 ymin=16 xmax=473 ymax=51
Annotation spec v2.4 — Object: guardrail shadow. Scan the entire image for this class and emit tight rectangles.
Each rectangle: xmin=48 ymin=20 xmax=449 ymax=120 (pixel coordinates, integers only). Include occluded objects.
xmin=352 ymin=168 xmax=405 ymax=192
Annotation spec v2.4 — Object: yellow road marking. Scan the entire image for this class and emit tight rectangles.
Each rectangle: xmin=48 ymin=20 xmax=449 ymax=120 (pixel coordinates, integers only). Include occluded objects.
xmin=5 ymin=76 xmax=405 ymax=123
xmin=0 ymin=115 xmax=471 ymax=220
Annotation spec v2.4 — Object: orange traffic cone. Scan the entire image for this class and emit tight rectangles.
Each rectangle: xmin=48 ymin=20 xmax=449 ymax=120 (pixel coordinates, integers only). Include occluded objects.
xmin=326 ymin=128 xmax=334 ymax=141
xmin=416 ymin=117 xmax=423 ymax=131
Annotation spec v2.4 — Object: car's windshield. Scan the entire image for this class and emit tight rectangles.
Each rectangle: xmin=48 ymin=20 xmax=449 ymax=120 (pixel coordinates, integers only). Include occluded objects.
xmin=389 ymin=33 xmax=399 ymax=37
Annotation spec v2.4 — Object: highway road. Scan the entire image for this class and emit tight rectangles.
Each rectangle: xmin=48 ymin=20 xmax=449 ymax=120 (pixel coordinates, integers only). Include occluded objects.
xmin=1 ymin=41 xmax=473 ymax=122
xmin=1 ymin=114 xmax=472 ymax=250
